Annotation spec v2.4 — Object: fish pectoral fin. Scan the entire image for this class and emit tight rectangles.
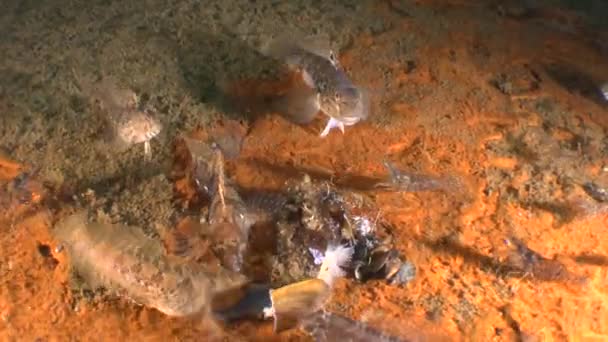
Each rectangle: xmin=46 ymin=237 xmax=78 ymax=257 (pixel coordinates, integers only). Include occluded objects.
xmin=271 ymin=85 xmax=320 ymax=124
xmin=301 ymin=69 xmax=315 ymax=88
xmin=319 ymin=117 xmax=345 ymax=137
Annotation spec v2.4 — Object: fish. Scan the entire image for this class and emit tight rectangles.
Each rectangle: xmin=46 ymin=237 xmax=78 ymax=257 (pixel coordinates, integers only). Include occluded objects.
xmin=181 ymin=137 xmax=257 ymax=272
xmin=376 ymin=160 xmax=460 ymax=193
xmin=110 ymin=108 xmax=162 ymax=159
xmin=73 ymin=72 xmax=162 ymax=159
xmin=261 ymin=34 xmax=370 ymax=137
xmin=182 ymin=136 xmax=218 ymax=196
xmin=505 ymin=236 xmax=587 ymax=285
xmin=53 ymin=211 xmax=248 ymax=317
xmin=240 ymin=190 xmax=290 ymax=223
xmin=204 ymin=148 xmax=255 ymax=273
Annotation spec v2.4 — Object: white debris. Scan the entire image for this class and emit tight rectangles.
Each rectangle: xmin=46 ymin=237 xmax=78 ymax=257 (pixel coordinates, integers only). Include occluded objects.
xmin=352 ymin=216 xmax=374 ymax=236
xmin=317 ymin=244 xmax=354 ymax=287
xmin=308 ymin=247 xmax=325 ymax=265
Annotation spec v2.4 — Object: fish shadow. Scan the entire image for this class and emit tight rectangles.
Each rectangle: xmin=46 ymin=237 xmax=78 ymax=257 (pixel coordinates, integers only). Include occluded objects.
xmin=543 ymin=62 xmax=607 ymax=107
xmin=573 ymin=253 xmax=608 ymax=267
xmin=421 ymin=237 xmax=521 ymax=277
xmin=75 ymin=158 xmax=165 ymax=199
xmin=175 ymin=25 xmax=286 ymax=123
xmin=424 ymin=235 xmax=589 ymax=285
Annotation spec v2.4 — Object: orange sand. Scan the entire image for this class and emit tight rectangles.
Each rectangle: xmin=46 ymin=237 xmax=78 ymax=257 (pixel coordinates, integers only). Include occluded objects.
xmin=2 ymin=1 xmax=608 ymax=341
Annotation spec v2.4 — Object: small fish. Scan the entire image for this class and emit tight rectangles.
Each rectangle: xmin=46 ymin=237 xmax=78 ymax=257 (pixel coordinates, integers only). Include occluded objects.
xmin=505 ymin=236 xmax=587 ymax=285
xmin=73 ymin=72 xmax=162 ymax=159
xmin=53 ymin=211 xmax=248 ymax=317
xmin=204 ymin=149 xmax=254 ymax=273
xmin=262 ymin=34 xmax=369 ymax=137
xmin=111 ymin=108 xmax=162 ymax=159
xmin=376 ymin=160 xmax=458 ymax=192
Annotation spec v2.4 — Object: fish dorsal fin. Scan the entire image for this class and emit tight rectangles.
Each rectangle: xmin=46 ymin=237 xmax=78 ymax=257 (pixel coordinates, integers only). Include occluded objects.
xmin=298 ymin=34 xmax=335 ymax=61
xmin=262 ymin=32 xmax=336 ymax=65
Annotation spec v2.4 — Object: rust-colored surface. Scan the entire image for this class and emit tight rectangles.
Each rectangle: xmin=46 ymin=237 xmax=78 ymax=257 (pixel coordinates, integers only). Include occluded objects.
xmin=2 ymin=1 xmax=608 ymax=341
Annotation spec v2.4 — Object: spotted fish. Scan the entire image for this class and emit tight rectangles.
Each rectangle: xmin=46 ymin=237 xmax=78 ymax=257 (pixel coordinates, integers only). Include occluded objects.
xmin=262 ymin=34 xmax=369 ymax=137
xmin=74 ymin=73 xmax=162 ymax=159
xmin=112 ymin=108 xmax=162 ymax=158
xmin=53 ymin=211 xmax=248 ymax=317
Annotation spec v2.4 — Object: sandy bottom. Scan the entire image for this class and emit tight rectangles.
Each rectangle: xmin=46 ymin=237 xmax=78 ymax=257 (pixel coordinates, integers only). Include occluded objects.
xmin=2 ymin=0 xmax=608 ymax=341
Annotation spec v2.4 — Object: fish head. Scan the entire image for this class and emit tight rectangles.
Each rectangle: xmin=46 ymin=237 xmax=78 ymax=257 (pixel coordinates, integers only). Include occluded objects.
xmin=115 ymin=111 xmax=162 ymax=145
xmin=319 ymin=86 xmax=369 ymax=124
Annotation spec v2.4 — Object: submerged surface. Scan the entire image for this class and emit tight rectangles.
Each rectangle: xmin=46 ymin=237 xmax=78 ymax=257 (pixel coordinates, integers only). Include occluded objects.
xmin=1 ymin=0 xmax=608 ymax=341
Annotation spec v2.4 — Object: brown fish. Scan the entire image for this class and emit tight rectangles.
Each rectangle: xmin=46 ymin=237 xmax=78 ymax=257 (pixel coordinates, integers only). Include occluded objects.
xmin=53 ymin=211 xmax=248 ymax=317
xmin=262 ymin=34 xmax=370 ymax=137
xmin=204 ymin=149 xmax=255 ymax=273
xmin=73 ymin=72 xmax=162 ymax=159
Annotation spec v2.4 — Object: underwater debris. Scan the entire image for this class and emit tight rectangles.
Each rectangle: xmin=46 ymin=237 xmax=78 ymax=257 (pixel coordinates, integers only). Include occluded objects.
xmin=73 ymin=72 xmax=162 ymax=159
xmin=267 ymin=278 xmax=331 ymax=333
xmin=316 ymin=244 xmax=354 ymax=287
xmin=386 ymin=260 xmax=416 ymax=286
xmin=270 ymin=175 xmax=351 ymax=284
xmin=352 ymin=215 xmax=375 ymax=237
xmin=353 ymin=244 xmax=411 ymax=284
xmin=375 ymin=160 xmax=460 ymax=192
xmin=53 ymin=211 xmax=248 ymax=317
xmin=267 ymin=174 xmax=405 ymax=288
xmin=214 ymin=283 xmax=272 ymax=322
xmin=582 ymin=182 xmax=608 ymax=202
xmin=1 ymin=170 xmax=37 ymax=205
xmin=0 ymin=168 xmax=47 ymax=221
xmin=354 ymin=245 xmax=395 ymax=281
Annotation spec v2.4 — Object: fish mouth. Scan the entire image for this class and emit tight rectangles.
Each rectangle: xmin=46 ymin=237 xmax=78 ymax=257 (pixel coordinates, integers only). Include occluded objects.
xmin=338 ymin=99 xmax=368 ymax=123
xmin=339 ymin=115 xmax=361 ymax=125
